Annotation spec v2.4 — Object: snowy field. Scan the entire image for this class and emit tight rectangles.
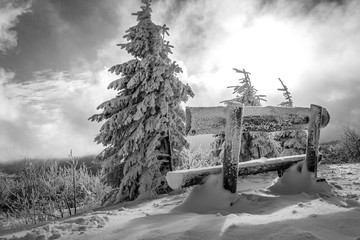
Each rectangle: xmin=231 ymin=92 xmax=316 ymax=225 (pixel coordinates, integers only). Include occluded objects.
xmin=1 ymin=163 xmax=360 ymax=240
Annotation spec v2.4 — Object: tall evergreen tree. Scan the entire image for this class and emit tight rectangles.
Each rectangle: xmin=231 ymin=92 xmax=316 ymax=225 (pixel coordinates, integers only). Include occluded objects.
xmin=213 ymin=68 xmax=280 ymax=161
xmin=275 ymin=78 xmax=306 ymax=156
xmin=89 ymin=0 xmax=193 ymax=203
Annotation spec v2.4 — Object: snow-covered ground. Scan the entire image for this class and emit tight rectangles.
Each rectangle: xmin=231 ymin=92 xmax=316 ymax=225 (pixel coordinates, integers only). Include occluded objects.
xmin=1 ymin=163 xmax=360 ymax=240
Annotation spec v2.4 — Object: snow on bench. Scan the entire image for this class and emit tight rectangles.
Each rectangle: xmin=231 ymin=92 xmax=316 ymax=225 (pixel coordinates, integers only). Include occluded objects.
xmin=166 ymin=102 xmax=330 ymax=192
xmin=166 ymin=154 xmax=306 ymax=190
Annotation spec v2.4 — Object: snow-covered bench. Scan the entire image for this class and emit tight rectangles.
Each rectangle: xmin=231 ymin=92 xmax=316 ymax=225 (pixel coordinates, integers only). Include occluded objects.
xmin=166 ymin=102 xmax=330 ymax=193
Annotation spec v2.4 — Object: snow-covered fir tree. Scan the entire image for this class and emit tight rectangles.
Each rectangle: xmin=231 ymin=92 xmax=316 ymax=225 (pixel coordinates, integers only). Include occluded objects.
xmin=89 ymin=0 xmax=193 ymax=203
xmin=275 ymin=78 xmax=306 ymax=156
xmin=213 ymin=68 xmax=280 ymax=161
xmin=226 ymin=68 xmax=266 ymax=105
xmin=277 ymin=78 xmax=293 ymax=107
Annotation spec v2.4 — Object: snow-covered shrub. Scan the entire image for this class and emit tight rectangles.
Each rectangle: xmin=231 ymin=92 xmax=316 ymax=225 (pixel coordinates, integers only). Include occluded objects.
xmin=177 ymin=147 xmax=222 ymax=170
xmin=322 ymin=127 xmax=360 ymax=164
xmin=320 ymin=141 xmax=347 ymax=164
xmin=321 ymin=127 xmax=360 ymax=164
xmin=0 ymin=156 xmax=109 ymax=229
xmin=339 ymin=126 xmax=360 ymax=163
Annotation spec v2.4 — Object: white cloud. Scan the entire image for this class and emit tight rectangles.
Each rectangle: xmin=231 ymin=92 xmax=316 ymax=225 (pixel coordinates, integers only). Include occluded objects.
xmin=350 ymin=108 xmax=360 ymax=130
xmin=0 ymin=1 xmax=31 ymax=53
xmin=0 ymin=68 xmax=20 ymax=121
xmin=0 ymin=0 xmax=138 ymax=161
xmin=0 ymin=69 xmax=117 ymax=161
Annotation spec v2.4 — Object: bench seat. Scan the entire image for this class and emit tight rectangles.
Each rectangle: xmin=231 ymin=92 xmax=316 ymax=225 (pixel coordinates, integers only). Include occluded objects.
xmin=166 ymin=154 xmax=306 ymax=189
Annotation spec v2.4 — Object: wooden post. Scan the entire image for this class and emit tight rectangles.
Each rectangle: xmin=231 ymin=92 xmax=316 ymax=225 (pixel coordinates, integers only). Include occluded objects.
xmin=305 ymin=104 xmax=322 ymax=176
xmin=223 ymin=102 xmax=243 ymax=193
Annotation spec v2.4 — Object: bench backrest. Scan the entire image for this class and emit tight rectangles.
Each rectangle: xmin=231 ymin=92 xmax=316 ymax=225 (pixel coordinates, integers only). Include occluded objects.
xmin=185 ymin=104 xmax=329 ymax=135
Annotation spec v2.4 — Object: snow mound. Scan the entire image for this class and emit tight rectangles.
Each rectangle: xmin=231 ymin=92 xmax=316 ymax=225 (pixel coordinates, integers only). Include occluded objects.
xmin=3 ymin=212 xmax=111 ymax=240
xmin=266 ymin=227 xmax=321 ymax=240
xmin=166 ymin=171 xmax=184 ymax=190
xmin=172 ymin=174 xmax=237 ymax=214
xmin=267 ymin=162 xmax=333 ymax=195
xmin=173 ymin=162 xmax=338 ymax=215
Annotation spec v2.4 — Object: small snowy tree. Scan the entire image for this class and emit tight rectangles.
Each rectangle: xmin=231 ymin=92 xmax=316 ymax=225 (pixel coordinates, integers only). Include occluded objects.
xmin=275 ymin=78 xmax=307 ymax=156
xmin=339 ymin=126 xmax=360 ymax=162
xmin=226 ymin=68 xmax=267 ymax=106
xmin=214 ymin=68 xmax=280 ymax=161
xmin=89 ymin=0 xmax=193 ymax=203
xmin=277 ymin=78 xmax=293 ymax=107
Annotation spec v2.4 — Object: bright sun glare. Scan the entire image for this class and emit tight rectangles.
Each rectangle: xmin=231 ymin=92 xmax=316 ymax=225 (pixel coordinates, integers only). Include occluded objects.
xmin=201 ymin=15 xmax=314 ymax=100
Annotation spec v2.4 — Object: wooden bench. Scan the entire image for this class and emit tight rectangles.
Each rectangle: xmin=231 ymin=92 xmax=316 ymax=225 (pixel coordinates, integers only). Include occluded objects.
xmin=166 ymin=102 xmax=330 ymax=193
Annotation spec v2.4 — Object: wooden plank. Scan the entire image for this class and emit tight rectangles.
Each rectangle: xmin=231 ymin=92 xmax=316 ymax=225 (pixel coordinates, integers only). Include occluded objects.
xmin=185 ymin=105 xmax=330 ymax=135
xmin=166 ymin=165 xmax=222 ymax=190
xmin=166 ymin=154 xmax=306 ymax=189
xmin=185 ymin=106 xmax=226 ymax=136
xmin=306 ymin=104 xmax=322 ymax=176
xmin=222 ymin=102 xmax=243 ymax=193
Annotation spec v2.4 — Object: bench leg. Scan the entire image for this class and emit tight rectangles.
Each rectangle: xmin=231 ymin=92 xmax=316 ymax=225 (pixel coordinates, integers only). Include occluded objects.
xmin=223 ymin=103 xmax=243 ymax=193
xmin=306 ymin=104 xmax=322 ymax=177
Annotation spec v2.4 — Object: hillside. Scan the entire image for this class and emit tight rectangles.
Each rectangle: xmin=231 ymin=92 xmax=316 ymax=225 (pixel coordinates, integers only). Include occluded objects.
xmin=1 ymin=162 xmax=359 ymax=240
xmin=0 ymin=155 xmax=101 ymax=175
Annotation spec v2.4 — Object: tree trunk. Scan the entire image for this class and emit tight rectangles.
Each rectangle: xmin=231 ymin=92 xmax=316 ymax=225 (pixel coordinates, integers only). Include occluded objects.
xmin=73 ymin=168 xmax=77 ymax=214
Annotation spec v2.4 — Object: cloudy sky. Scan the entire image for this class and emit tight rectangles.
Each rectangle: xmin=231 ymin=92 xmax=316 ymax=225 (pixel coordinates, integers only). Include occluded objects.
xmin=0 ymin=0 xmax=359 ymax=161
